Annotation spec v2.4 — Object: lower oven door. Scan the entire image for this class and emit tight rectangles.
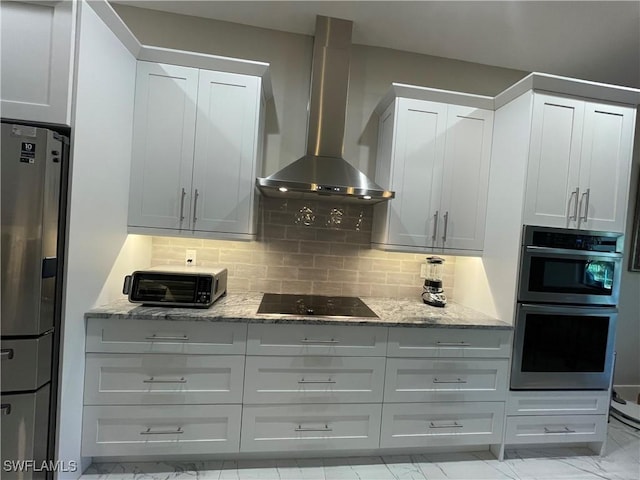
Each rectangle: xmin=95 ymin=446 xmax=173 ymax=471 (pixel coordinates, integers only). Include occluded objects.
xmin=510 ymin=303 xmax=617 ymax=390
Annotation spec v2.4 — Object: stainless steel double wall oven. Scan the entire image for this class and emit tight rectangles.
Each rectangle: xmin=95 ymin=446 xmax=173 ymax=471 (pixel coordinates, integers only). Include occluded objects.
xmin=510 ymin=225 xmax=623 ymax=390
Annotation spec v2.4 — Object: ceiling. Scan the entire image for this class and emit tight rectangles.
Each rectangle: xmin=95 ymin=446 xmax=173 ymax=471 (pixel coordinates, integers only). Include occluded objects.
xmin=112 ymin=1 xmax=640 ymax=88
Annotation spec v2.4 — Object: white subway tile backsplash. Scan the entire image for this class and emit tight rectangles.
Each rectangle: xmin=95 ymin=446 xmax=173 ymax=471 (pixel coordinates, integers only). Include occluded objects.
xmin=150 ymin=198 xmax=456 ymax=299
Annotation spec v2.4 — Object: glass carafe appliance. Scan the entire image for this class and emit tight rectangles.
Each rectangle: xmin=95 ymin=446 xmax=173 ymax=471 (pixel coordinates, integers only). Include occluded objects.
xmin=422 ymin=256 xmax=447 ymax=307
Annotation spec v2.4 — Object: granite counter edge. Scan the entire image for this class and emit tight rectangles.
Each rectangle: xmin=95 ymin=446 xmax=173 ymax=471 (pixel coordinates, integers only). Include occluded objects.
xmin=84 ymin=312 xmax=513 ymax=330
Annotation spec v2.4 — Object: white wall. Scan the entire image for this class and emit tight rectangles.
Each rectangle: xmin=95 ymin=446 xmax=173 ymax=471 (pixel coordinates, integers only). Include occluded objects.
xmin=57 ymin=2 xmax=149 ymax=476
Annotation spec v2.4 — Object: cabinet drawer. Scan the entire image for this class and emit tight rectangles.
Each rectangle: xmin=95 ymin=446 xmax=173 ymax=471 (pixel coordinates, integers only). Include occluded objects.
xmin=387 ymin=328 xmax=511 ymax=358
xmin=240 ymin=404 xmax=382 ymax=453
xmin=82 ymin=404 xmax=241 ymax=456
xmin=86 ymin=319 xmax=247 ymax=354
xmin=246 ymin=324 xmax=387 ymax=356
xmin=243 ymin=356 xmax=385 ymax=404
xmin=507 ymin=391 xmax=610 ymax=416
xmin=84 ymin=354 xmax=245 ymax=405
xmin=504 ymin=414 xmax=607 ymax=445
xmin=384 ymin=358 xmax=508 ymax=402
xmin=380 ymin=402 xmax=504 ymax=448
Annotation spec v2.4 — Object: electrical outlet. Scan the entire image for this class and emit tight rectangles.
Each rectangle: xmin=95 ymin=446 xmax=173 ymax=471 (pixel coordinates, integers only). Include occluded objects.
xmin=185 ymin=249 xmax=197 ymax=266
xmin=419 ymin=263 xmax=428 ymax=279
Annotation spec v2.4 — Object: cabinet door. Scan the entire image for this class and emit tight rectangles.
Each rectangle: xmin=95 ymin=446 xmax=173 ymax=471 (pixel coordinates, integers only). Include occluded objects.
xmin=524 ymin=94 xmax=584 ymax=228
xmin=577 ymin=102 xmax=635 ymax=232
xmin=128 ymin=62 xmax=198 ymax=230
xmin=0 ymin=1 xmax=75 ymax=125
xmin=387 ymin=98 xmax=447 ymax=248
xmin=439 ymin=106 xmax=493 ymax=251
xmin=192 ymin=71 xmax=261 ymax=235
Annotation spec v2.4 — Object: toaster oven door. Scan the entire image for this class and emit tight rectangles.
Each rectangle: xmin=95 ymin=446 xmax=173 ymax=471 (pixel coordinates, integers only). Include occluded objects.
xmin=128 ymin=273 xmax=199 ymax=304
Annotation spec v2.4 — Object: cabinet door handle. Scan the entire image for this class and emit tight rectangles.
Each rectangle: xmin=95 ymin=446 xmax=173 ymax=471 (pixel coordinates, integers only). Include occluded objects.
xmin=140 ymin=427 xmax=184 ymax=435
xmin=0 ymin=349 xmax=14 ymax=360
xmin=1 ymin=404 xmax=11 ymax=416
xmin=436 ymin=341 xmax=470 ymax=347
xmin=298 ymin=378 xmax=336 ymax=384
xmin=144 ymin=334 xmax=189 ymax=341
xmin=433 ymin=378 xmax=467 ymax=384
xmin=295 ymin=424 xmax=332 ymax=432
xmin=442 ymin=211 xmax=449 ymax=243
xmin=300 ymin=338 xmax=339 ymax=344
xmin=568 ymin=187 xmax=580 ymax=221
xmin=429 ymin=421 xmax=462 ymax=429
xmin=179 ymin=188 xmax=186 ymax=222
xmin=143 ymin=377 xmax=187 ymax=384
xmin=192 ymin=189 xmax=199 ymax=227
xmin=579 ymin=188 xmax=591 ymax=223
xmin=432 ymin=211 xmax=439 ymax=242
xmin=544 ymin=426 xmax=576 ymax=434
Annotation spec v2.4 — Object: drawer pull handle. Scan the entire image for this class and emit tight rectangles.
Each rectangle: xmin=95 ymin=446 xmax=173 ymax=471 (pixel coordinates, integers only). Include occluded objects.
xmin=0 ymin=349 xmax=14 ymax=360
xmin=143 ymin=377 xmax=187 ymax=384
xmin=544 ymin=426 xmax=576 ymax=434
xmin=298 ymin=378 xmax=336 ymax=384
xmin=300 ymin=338 xmax=339 ymax=344
xmin=436 ymin=341 xmax=470 ymax=346
xmin=429 ymin=421 xmax=463 ymax=429
xmin=1 ymin=404 xmax=11 ymax=416
xmin=433 ymin=378 xmax=467 ymax=384
xmin=145 ymin=335 xmax=189 ymax=341
xmin=140 ymin=427 xmax=184 ymax=435
xmin=295 ymin=424 xmax=332 ymax=432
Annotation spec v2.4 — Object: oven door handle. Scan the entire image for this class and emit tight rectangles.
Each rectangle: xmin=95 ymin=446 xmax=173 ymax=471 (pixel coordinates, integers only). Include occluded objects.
xmin=525 ymin=246 xmax=622 ymax=259
xmin=519 ymin=303 xmax=618 ymax=315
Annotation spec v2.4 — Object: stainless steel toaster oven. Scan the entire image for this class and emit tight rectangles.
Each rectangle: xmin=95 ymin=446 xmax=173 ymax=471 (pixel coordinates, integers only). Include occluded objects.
xmin=123 ymin=266 xmax=227 ymax=308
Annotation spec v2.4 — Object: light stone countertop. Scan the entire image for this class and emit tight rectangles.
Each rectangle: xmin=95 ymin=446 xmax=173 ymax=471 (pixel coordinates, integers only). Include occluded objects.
xmin=86 ymin=292 xmax=511 ymax=330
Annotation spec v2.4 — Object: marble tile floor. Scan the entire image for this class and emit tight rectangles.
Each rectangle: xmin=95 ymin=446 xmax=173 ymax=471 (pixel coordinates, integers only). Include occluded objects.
xmin=82 ymin=418 xmax=639 ymax=480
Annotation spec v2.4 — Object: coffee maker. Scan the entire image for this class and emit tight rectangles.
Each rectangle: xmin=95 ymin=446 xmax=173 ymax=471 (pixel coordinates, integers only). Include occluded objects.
xmin=422 ymin=256 xmax=447 ymax=307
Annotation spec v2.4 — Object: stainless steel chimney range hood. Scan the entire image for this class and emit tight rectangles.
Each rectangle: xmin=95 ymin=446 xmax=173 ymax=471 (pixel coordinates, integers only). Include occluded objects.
xmin=256 ymin=15 xmax=395 ymax=205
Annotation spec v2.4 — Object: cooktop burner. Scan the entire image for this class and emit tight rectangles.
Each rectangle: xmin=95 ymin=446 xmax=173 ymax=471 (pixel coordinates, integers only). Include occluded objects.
xmin=257 ymin=293 xmax=379 ymax=318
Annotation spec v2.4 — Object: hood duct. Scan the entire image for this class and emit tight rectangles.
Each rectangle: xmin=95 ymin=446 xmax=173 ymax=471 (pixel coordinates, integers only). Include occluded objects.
xmin=256 ymin=15 xmax=395 ymax=204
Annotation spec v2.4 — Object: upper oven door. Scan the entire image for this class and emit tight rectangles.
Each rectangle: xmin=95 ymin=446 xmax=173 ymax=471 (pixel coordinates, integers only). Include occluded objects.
xmin=518 ymin=246 xmax=622 ymax=305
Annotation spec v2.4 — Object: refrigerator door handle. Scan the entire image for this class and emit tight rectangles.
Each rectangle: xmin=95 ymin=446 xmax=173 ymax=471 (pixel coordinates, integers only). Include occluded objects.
xmin=0 ymin=349 xmax=14 ymax=360
xmin=42 ymin=257 xmax=57 ymax=278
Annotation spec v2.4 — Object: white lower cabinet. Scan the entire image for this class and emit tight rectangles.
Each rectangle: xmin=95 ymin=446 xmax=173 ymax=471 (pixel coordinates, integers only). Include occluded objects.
xmin=507 ymin=390 xmax=610 ymax=416
xmin=82 ymin=404 xmax=241 ymax=456
xmin=504 ymin=414 xmax=607 ymax=445
xmin=384 ymin=358 xmax=508 ymax=402
xmin=246 ymin=323 xmax=387 ymax=357
xmin=84 ymin=353 xmax=245 ymax=405
xmin=504 ymin=390 xmax=609 ymax=451
xmin=243 ymin=356 xmax=386 ymax=404
xmin=240 ymin=403 xmax=382 ymax=452
xmin=83 ymin=320 xmax=514 ymax=458
xmin=82 ymin=319 xmax=247 ymax=457
xmin=381 ymin=402 xmax=505 ymax=448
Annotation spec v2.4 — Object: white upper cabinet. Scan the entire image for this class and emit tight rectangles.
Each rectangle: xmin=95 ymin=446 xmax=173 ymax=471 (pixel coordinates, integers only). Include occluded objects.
xmin=373 ymin=88 xmax=493 ymax=254
xmin=439 ymin=105 xmax=493 ymax=251
xmin=128 ymin=62 xmax=199 ymax=231
xmin=192 ymin=70 xmax=262 ymax=234
xmin=0 ymin=0 xmax=76 ymax=125
xmin=523 ymin=93 xmax=635 ymax=232
xmin=128 ymin=61 xmax=265 ymax=240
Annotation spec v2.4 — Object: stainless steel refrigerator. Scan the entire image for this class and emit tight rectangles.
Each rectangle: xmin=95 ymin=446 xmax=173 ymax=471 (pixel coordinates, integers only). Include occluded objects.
xmin=1 ymin=122 xmax=68 ymax=479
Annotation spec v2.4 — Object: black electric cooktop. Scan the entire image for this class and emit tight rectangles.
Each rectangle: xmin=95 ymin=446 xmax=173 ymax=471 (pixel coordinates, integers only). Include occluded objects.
xmin=257 ymin=293 xmax=379 ymax=318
